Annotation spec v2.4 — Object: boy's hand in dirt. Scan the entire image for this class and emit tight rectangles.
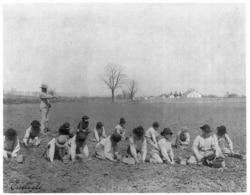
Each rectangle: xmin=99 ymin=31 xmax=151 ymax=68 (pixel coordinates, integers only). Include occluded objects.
xmin=10 ymin=157 xmax=15 ymax=162
xmin=4 ymin=157 xmax=10 ymax=162
xmin=196 ymin=154 xmax=203 ymax=162
xmin=135 ymin=159 xmax=140 ymax=164
xmin=111 ymin=158 xmax=117 ymax=162
xmin=22 ymin=142 xmax=28 ymax=148
xmin=165 ymin=160 xmax=174 ymax=165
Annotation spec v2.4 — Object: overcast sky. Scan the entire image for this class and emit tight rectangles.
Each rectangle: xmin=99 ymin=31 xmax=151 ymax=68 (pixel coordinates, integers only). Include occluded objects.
xmin=3 ymin=3 xmax=245 ymax=96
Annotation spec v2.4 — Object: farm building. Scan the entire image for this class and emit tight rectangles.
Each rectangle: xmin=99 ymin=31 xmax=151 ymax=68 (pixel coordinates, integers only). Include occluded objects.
xmin=159 ymin=94 xmax=168 ymax=99
xmin=183 ymin=89 xmax=202 ymax=98
xmin=149 ymin=96 xmax=156 ymax=100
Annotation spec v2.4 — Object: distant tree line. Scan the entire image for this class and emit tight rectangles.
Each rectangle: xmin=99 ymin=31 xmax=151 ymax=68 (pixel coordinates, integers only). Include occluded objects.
xmin=225 ymin=92 xmax=245 ymax=98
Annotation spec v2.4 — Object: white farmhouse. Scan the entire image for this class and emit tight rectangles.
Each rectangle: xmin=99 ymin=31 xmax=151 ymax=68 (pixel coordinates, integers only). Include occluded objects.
xmin=183 ymin=89 xmax=202 ymax=98
xmin=159 ymin=94 xmax=168 ymax=99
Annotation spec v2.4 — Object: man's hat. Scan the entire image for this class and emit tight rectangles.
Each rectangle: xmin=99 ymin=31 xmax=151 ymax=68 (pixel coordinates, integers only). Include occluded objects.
xmin=40 ymin=84 xmax=48 ymax=89
xmin=200 ymin=124 xmax=212 ymax=133
xmin=76 ymin=131 xmax=87 ymax=142
xmin=55 ymin=135 xmax=68 ymax=148
xmin=82 ymin=115 xmax=89 ymax=120
xmin=217 ymin=126 xmax=227 ymax=135
xmin=161 ymin=128 xmax=173 ymax=136
xmin=120 ymin=118 xmax=126 ymax=124
xmin=133 ymin=126 xmax=145 ymax=138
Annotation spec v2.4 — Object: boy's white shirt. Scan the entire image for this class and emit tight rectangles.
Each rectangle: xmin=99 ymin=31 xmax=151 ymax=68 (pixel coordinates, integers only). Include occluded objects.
xmin=68 ymin=135 xmax=89 ymax=160
xmin=192 ymin=135 xmax=218 ymax=160
xmin=23 ymin=126 xmax=39 ymax=145
xmin=193 ymin=135 xmax=216 ymax=151
xmin=96 ymin=136 xmax=116 ymax=161
xmin=114 ymin=124 xmax=126 ymax=140
xmin=129 ymin=136 xmax=147 ymax=162
xmin=213 ymin=133 xmax=234 ymax=153
xmin=47 ymin=138 xmax=56 ymax=163
xmin=145 ymin=127 xmax=159 ymax=145
xmin=94 ymin=127 xmax=107 ymax=142
xmin=3 ymin=136 xmax=20 ymax=157
xmin=157 ymin=138 xmax=174 ymax=163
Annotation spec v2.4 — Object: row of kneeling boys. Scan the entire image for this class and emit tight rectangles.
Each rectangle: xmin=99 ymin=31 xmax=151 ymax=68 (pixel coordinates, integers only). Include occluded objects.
xmin=4 ymin=116 xmax=245 ymax=169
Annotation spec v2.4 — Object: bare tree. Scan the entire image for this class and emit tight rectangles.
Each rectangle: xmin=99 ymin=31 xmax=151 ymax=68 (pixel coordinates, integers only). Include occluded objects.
xmin=122 ymin=89 xmax=129 ymax=99
xmin=101 ymin=64 xmax=126 ymax=103
xmin=48 ymin=89 xmax=57 ymax=97
xmin=127 ymin=79 xmax=138 ymax=101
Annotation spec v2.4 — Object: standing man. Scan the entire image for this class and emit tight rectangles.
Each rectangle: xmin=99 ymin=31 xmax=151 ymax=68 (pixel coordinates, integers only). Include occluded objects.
xmin=39 ymin=84 xmax=56 ymax=134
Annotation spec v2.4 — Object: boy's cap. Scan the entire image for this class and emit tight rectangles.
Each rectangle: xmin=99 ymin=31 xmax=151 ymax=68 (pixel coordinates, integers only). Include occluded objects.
xmin=133 ymin=126 xmax=145 ymax=138
xmin=217 ymin=126 xmax=227 ymax=135
xmin=4 ymin=128 xmax=17 ymax=139
xmin=153 ymin=122 xmax=159 ymax=128
xmin=64 ymin=122 xmax=70 ymax=129
xmin=55 ymin=135 xmax=68 ymax=148
xmin=111 ymin=133 xmax=122 ymax=142
xmin=200 ymin=124 xmax=212 ymax=133
xmin=161 ymin=128 xmax=173 ymax=136
xmin=82 ymin=115 xmax=89 ymax=120
xmin=96 ymin=122 xmax=103 ymax=129
xmin=31 ymin=120 xmax=41 ymax=128
xmin=120 ymin=118 xmax=126 ymax=124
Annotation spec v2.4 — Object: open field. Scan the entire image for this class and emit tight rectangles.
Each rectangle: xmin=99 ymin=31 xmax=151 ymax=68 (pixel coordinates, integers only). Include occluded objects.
xmin=3 ymin=99 xmax=246 ymax=192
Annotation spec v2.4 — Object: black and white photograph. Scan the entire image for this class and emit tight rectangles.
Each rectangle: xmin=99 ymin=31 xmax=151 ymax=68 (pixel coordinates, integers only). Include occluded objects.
xmin=2 ymin=1 xmax=247 ymax=193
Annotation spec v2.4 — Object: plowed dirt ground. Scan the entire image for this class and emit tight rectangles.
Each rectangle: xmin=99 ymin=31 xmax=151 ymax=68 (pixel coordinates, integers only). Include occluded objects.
xmin=3 ymin=99 xmax=246 ymax=192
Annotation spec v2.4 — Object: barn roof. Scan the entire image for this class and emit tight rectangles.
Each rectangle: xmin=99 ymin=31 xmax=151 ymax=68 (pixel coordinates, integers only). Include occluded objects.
xmin=182 ymin=89 xmax=202 ymax=97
